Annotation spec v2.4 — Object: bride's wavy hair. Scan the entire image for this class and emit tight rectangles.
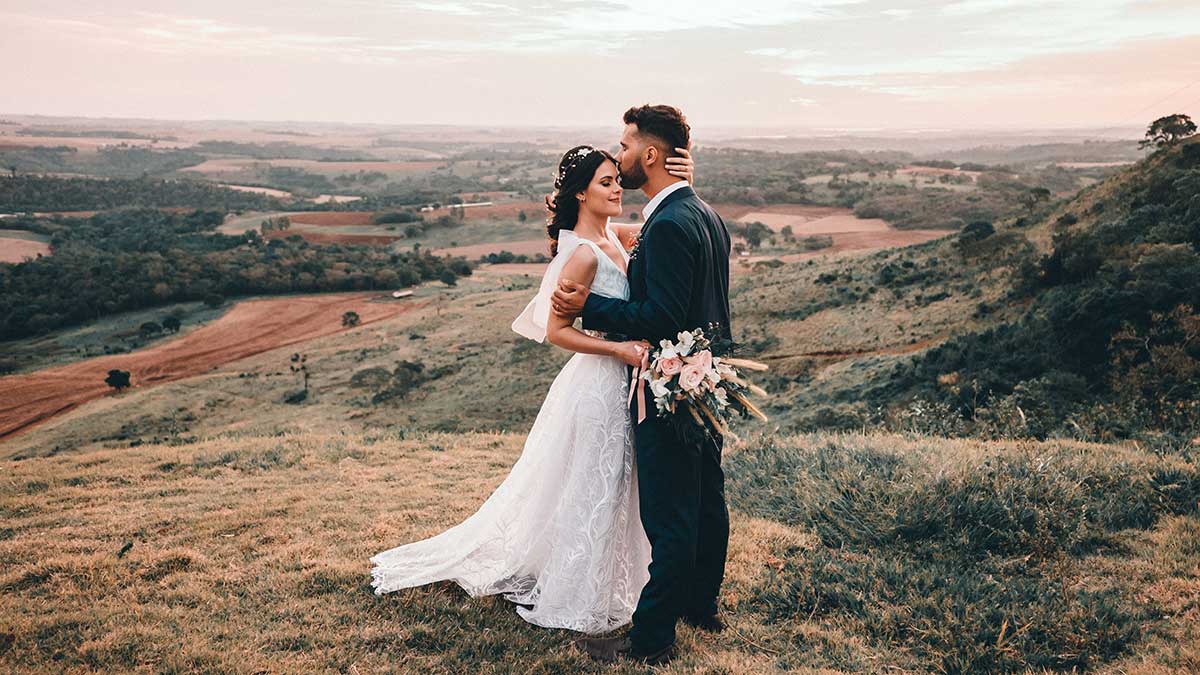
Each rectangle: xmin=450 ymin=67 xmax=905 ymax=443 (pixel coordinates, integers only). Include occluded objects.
xmin=545 ymin=145 xmax=616 ymax=256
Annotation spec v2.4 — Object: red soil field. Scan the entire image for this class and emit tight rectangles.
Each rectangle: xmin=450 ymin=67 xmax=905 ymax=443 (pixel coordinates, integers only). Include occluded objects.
xmin=288 ymin=212 xmax=377 ymax=226
xmin=0 ymin=239 xmax=51 ymax=263
xmin=434 ymin=239 xmax=548 ymax=259
xmin=261 ymin=229 xmax=402 ymax=245
xmin=424 ymin=200 xmax=545 ymax=221
xmin=289 ymin=203 xmax=545 ymax=228
xmin=0 ymin=292 xmax=423 ymax=441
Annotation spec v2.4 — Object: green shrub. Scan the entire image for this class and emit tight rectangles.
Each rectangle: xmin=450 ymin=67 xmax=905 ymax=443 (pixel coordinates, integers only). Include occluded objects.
xmin=727 ymin=436 xmax=1197 ymax=673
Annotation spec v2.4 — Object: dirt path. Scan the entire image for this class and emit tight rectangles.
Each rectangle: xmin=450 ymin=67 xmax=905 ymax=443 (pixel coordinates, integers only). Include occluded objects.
xmin=0 ymin=292 xmax=422 ymax=442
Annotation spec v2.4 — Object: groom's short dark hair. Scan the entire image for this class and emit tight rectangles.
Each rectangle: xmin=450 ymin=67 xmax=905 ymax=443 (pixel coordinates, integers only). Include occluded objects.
xmin=623 ymin=105 xmax=690 ymax=157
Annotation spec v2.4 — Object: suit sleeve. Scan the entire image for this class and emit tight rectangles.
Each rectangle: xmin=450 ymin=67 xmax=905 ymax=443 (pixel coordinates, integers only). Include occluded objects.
xmin=581 ymin=218 xmax=695 ymax=339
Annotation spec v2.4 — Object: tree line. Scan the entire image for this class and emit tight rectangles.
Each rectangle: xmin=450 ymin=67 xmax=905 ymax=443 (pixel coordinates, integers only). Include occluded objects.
xmin=0 ymin=208 xmax=471 ymax=341
xmin=0 ymin=175 xmax=282 ymax=212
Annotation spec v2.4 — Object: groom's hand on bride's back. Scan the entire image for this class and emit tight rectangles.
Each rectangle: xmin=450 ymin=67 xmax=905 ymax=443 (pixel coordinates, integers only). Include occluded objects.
xmin=552 ymin=279 xmax=589 ymax=317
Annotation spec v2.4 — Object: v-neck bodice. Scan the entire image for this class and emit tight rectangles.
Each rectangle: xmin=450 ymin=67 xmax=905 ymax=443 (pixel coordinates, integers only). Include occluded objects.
xmin=577 ymin=224 xmax=629 ymax=301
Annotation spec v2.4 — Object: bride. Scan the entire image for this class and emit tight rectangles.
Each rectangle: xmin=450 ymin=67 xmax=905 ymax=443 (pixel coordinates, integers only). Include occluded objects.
xmin=369 ymin=144 xmax=694 ymax=633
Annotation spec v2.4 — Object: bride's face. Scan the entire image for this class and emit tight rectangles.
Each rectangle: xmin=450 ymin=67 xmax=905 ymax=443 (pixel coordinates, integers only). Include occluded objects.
xmin=578 ymin=159 xmax=623 ymax=218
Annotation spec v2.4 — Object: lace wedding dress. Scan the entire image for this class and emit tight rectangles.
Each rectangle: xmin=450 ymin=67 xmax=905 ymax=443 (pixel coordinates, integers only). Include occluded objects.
xmin=369 ymin=225 xmax=651 ymax=634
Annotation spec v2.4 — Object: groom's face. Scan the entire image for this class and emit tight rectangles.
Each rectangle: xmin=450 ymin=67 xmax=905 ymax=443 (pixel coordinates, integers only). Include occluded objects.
xmin=616 ymin=123 xmax=649 ymax=191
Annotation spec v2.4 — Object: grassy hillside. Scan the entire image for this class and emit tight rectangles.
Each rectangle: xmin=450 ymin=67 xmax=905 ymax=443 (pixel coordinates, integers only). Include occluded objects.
xmin=733 ymin=137 xmax=1200 ymax=443
xmin=2 ymin=137 xmax=1199 ymax=674
xmin=1 ymin=430 xmax=1196 ymax=674
xmin=4 ymin=138 xmax=1195 ymax=459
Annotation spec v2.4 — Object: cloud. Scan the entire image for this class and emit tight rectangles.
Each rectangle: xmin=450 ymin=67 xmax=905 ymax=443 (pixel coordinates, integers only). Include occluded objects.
xmin=2 ymin=2 xmax=1198 ymax=129
xmin=745 ymin=0 xmax=1200 ymax=96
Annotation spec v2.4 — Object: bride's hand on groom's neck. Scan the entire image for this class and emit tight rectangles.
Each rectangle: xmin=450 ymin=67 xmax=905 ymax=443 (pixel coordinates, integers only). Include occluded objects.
xmin=665 ymin=147 xmax=694 ymax=185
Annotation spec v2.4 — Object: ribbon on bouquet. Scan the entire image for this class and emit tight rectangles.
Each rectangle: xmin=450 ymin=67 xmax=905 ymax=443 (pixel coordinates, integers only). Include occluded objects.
xmin=627 ymin=346 xmax=650 ymax=424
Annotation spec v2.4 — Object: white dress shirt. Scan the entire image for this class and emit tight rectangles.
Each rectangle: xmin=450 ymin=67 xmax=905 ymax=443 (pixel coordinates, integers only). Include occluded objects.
xmin=641 ymin=179 xmax=690 ymax=222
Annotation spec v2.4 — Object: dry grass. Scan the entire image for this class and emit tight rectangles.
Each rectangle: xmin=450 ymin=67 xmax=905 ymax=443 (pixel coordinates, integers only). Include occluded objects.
xmin=0 ymin=429 xmax=825 ymax=674
xmin=1 ymin=430 xmax=1196 ymax=673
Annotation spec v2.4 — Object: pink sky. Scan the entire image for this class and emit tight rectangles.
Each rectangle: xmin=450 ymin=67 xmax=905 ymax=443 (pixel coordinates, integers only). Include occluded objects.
xmin=3 ymin=1 xmax=1199 ymax=130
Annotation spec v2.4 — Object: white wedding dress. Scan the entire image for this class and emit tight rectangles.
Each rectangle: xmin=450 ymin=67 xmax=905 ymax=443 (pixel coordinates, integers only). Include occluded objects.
xmin=369 ymin=224 xmax=652 ymax=634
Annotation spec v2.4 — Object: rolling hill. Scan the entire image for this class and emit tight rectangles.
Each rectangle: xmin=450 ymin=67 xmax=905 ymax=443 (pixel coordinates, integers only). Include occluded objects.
xmin=1 ymin=136 xmax=1198 ymax=674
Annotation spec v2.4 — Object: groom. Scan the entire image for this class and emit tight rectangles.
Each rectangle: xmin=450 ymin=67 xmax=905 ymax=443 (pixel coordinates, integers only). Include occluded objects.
xmin=552 ymin=104 xmax=732 ymax=665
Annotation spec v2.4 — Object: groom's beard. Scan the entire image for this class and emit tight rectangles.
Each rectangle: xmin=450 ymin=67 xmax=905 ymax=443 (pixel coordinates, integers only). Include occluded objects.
xmin=619 ymin=161 xmax=648 ymax=191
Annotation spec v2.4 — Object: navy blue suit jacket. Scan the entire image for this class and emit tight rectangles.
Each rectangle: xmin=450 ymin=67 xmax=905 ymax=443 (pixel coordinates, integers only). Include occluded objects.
xmin=581 ymin=185 xmax=732 ymax=345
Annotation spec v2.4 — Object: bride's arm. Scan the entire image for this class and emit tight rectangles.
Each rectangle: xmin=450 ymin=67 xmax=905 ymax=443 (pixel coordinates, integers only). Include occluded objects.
xmin=546 ymin=247 xmax=647 ymax=366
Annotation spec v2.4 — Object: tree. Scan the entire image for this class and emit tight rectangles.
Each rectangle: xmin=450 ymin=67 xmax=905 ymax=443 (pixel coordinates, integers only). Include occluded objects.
xmin=1139 ymin=114 xmax=1196 ymax=150
xmin=1020 ymin=187 xmax=1052 ymax=214
xmin=105 ymin=369 xmax=131 ymax=392
xmin=439 ymin=269 xmax=458 ymax=286
xmin=741 ymin=221 xmax=772 ymax=249
xmin=342 ymin=311 xmax=360 ymax=327
xmin=517 ymin=210 xmax=527 ymax=222
xmin=959 ymin=220 xmax=995 ymax=243
xmin=287 ymin=352 xmax=309 ymax=402
xmin=162 ymin=316 xmax=181 ymax=333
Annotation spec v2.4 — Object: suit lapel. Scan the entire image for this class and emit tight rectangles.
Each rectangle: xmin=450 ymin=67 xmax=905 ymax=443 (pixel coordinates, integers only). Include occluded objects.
xmin=631 ymin=185 xmax=695 ymax=286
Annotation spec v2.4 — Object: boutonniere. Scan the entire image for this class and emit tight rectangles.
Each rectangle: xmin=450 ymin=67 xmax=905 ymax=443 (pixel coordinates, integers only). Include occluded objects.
xmin=627 ymin=230 xmax=645 ymax=263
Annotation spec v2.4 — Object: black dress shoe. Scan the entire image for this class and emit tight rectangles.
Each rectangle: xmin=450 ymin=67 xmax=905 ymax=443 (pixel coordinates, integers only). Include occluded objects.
xmin=572 ymin=635 xmax=675 ymax=665
xmin=681 ymin=612 xmax=725 ymax=633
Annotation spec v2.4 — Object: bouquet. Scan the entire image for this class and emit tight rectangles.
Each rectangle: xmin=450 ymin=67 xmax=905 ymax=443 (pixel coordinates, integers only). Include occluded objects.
xmin=630 ymin=327 xmax=769 ymax=443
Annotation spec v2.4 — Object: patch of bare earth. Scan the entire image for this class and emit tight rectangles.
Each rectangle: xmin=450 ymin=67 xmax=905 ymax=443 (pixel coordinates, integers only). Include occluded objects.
xmin=0 ymin=239 xmax=51 ymax=263
xmin=0 ymin=293 xmax=423 ymax=441
xmin=433 ymin=239 xmax=548 ymax=259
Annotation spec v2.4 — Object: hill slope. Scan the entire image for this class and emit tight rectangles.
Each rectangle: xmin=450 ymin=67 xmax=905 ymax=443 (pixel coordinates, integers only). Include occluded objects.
xmin=3 ymin=139 xmax=1197 ymax=460
xmin=2 ymin=139 xmax=1199 ymax=675
xmin=1 ymin=430 xmax=1197 ymax=673
xmin=734 ymin=136 xmax=1200 ymax=441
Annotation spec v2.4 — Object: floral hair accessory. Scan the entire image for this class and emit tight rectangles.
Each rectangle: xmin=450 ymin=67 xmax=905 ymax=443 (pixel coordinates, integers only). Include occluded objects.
xmin=553 ymin=146 xmax=601 ymax=190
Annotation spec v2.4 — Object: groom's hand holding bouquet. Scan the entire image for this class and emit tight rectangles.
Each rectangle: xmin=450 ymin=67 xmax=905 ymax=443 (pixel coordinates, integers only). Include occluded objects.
xmin=634 ymin=325 xmax=768 ymax=443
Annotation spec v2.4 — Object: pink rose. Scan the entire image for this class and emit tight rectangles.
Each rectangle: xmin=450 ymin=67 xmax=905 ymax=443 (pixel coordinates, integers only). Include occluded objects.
xmin=658 ymin=356 xmax=684 ymax=376
xmin=684 ymin=350 xmax=713 ymax=371
xmin=679 ymin=363 xmax=707 ymax=393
